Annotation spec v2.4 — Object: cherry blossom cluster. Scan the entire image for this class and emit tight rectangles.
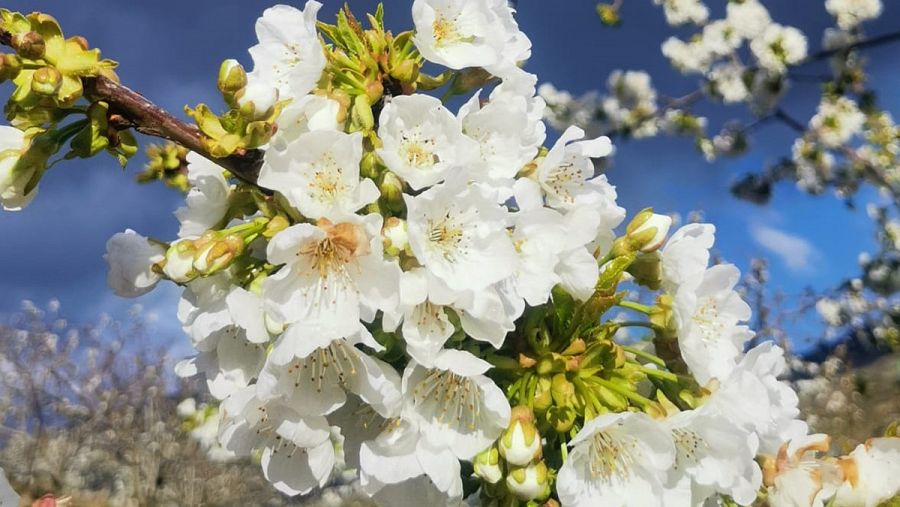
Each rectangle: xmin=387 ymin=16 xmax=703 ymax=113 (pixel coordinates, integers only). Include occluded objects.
xmin=0 ymin=0 xmax=895 ymax=506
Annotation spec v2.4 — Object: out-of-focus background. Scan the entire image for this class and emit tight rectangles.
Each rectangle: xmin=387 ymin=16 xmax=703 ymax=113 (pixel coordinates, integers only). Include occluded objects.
xmin=0 ymin=1 xmax=898 ymax=505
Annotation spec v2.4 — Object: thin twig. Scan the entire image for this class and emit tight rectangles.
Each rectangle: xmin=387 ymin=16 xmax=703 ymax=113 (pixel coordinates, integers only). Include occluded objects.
xmin=800 ymin=29 xmax=900 ymax=65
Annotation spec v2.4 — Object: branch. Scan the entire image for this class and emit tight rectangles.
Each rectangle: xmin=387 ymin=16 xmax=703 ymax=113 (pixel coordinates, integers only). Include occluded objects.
xmin=86 ymin=77 xmax=268 ymax=191
xmin=800 ymin=29 xmax=900 ymax=65
xmin=773 ymin=108 xmax=806 ymax=133
xmin=0 ymin=28 xmax=269 ymax=191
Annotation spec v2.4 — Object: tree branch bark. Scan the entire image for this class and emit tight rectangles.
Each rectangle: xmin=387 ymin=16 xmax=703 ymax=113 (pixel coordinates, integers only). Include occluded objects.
xmin=800 ymin=29 xmax=900 ymax=65
xmin=0 ymin=27 xmax=269 ymax=191
xmin=82 ymin=76 xmax=269 ymax=191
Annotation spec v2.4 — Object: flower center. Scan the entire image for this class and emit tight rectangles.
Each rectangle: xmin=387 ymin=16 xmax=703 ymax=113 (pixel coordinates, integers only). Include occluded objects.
xmin=287 ymin=340 xmax=360 ymax=392
xmin=588 ymin=429 xmax=639 ymax=482
xmin=309 ymin=153 xmax=348 ymax=203
xmin=692 ymin=297 xmax=725 ymax=341
xmin=299 ymin=221 xmax=365 ymax=278
xmin=412 ymin=369 xmax=483 ymax=430
xmin=544 ymin=159 xmax=583 ymax=204
xmin=432 ymin=16 xmax=463 ymax=47
xmin=400 ymin=133 xmax=439 ymax=169
xmin=426 ymin=212 xmax=467 ymax=261
xmin=672 ymin=428 xmax=709 ymax=469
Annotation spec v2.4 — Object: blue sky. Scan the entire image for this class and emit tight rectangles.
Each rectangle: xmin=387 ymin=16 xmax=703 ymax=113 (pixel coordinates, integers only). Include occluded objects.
xmin=0 ymin=0 xmax=897 ymax=354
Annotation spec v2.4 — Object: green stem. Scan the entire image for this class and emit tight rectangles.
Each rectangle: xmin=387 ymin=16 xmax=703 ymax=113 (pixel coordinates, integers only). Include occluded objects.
xmin=619 ymin=344 xmax=666 ymax=367
xmin=617 ymin=300 xmax=654 ymax=315
xmin=51 ymin=119 xmax=90 ymax=144
xmin=634 ymin=364 xmax=678 ymax=382
xmin=616 ymin=321 xmax=660 ymax=331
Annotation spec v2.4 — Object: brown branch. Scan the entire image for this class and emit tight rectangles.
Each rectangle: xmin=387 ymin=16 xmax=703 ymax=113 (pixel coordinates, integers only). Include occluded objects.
xmin=0 ymin=27 xmax=269 ymax=191
xmin=800 ymin=29 xmax=900 ymax=65
xmin=83 ymin=76 xmax=269 ymax=191
xmin=773 ymin=108 xmax=807 ymax=133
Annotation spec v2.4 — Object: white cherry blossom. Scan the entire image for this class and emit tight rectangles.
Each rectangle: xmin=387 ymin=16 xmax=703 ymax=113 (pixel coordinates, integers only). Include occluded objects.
xmin=405 ymin=180 xmax=517 ymax=292
xmin=175 ymin=153 xmax=231 ymax=237
xmin=674 ymin=263 xmax=754 ymax=384
xmin=663 ymin=410 xmax=762 ymax=506
xmin=245 ymin=1 xmax=326 ymax=102
xmin=104 ymin=229 xmax=165 ymax=298
xmin=558 ymin=412 xmax=675 ymax=507
xmin=411 ymin=0 xmax=530 ymax=78
xmin=401 ymin=349 xmax=510 ymax=460
xmin=377 ymin=94 xmax=476 ymax=190
xmin=260 ymin=130 xmax=379 ymax=220
xmin=262 ymin=214 xmax=400 ymax=346
xmin=703 ymin=342 xmax=808 ymax=454
xmin=0 ymin=126 xmax=36 ymax=211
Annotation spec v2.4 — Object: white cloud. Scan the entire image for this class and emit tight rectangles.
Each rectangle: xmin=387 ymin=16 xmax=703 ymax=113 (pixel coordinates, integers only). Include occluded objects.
xmin=750 ymin=224 xmax=819 ymax=273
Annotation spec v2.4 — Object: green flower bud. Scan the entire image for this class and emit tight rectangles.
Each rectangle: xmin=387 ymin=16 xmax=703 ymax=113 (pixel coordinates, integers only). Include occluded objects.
xmin=31 ymin=67 xmax=62 ymax=96
xmin=263 ymin=215 xmax=290 ymax=239
xmin=448 ymin=67 xmax=493 ymax=96
xmin=390 ymin=59 xmax=419 ymax=84
xmin=505 ymin=461 xmax=550 ymax=501
xmin=596 ymin=4 xmax=621 ymax=26
xmin=545 ymin=405 xmax=576 ymax=433
xmin=0 ymin=54 xmax=22 ymax=82
xmin=627 ymin=251 xmax=662 ymax=290
xmin=532 ymin=376 xmax=553 ymax=414
xmin=550 ymin=373 xmax=575 ymax=407
xmin=351 ymin=94 xmax=375 ymax=131
xmin=379 ymin=171 xmax=405 ymax=212
xmin=360 ymin=151 xmax=382 ymax=179
xmin=473 ymin=445 xmax=503 ymax=484
xmin=499 ymin=407 xmax=542 ymax=466
xmin=14 ymin=31 xmax=45 ymax=60
xmin=218 ymin=59 xmax=247 ymax=97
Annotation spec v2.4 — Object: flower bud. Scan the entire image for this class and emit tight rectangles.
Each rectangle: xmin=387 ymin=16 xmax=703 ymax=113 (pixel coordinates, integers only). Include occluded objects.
xmin=499 ymin=406 xmax=542 ymax=466
xmin=390 ymin=59 xmax=419 ymax=84
xmin=379 ymin=171 xmax=405 ymax=212
xmin=505 ymin=461 xmax=550 ymax=501
xmin=194 ymin=234 xmax=244 ymax=275
xmin=237 ymin=81 xmax=278 ymax=120
xmin=596 ymin=4 xmax=621 ymax=26
xmin=351 ymin=95 xmax=375 ymax=131
xmin=218 ymin=59 xmax=247 ymax=96
xmin=532 ymin=376 xmax=553 ymax=414
xmin=162 ymin=239 xmax=198 ymax=283
xmin=449 ymin=67 xmax=493 ymax=96
xmin=473 ymin=445 xmax=503 ymax=484
xmin=627 ymin=251 xmax=662 ymax=290
xmin=550 ymin=373 xmax=575 ymax=407
xmin=31 ymin=67 xmax=63 ymax=96
xmin=0 ymin=54 xmax=22 ymax=82
xmin=382 ymin=217 xmax=409 ymax=257
xmin=360 ymin=151 xmax=381 ymax=179
xmin=14 ymin=31 xmax=45 ymax=60
xmin=546 ymin=405 xmax=576 ymax=433
xmin=70 ymin=36 xmax=90 ymax=51
xmin=263 ymin=215 xmax=290 ymax=239
xmin=624 ymin=208 xmax=672 ymax=253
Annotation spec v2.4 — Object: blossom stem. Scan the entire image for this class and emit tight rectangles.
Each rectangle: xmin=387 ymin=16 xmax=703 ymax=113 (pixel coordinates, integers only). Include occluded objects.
xmin=633 ymin=364 xmax=678 ymax=382
xmin=619 ymin=344 xmax=666 ymax=367
xmin=616 ymin=301 xmax=654 ymax=315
